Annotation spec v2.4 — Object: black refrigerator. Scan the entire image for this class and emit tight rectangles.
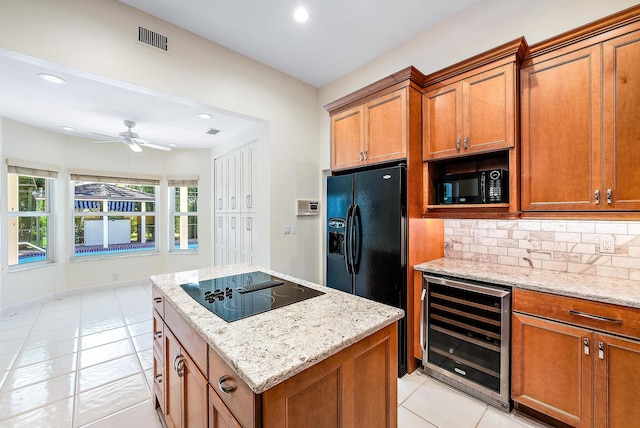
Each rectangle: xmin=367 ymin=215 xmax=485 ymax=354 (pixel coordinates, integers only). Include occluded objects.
xmin=326 ymin=164 xmax=407 ymax=376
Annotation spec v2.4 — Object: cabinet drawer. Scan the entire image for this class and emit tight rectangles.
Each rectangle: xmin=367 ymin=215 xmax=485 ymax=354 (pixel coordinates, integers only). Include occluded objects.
xmin=164 ymin=301 xmax=207 ymax=374
xmin=152 ymin=311 xmax=164 ymax=359
xmin=152 ymin=286 xmax=164 ymax=318
xmin=153 ymin=354 xmax=165 ymax=412
xmin=513 ymin=289 xmax=640 ymax=338
xmin=209 ymin=346 xmax=259 ymax=428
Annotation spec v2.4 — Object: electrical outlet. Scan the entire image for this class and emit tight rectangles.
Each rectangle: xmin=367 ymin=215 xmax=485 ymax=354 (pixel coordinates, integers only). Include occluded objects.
xmin=283 ymin=225 xmax=291 ymax=235
xmin=600 ymin=235 xmax=614 ymax=254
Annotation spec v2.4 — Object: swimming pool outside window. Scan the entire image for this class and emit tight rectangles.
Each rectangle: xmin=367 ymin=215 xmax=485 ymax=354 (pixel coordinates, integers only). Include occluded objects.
xmin=169 ymin=178 xmax=198 ymax=252
xmin=71 ymin=172 xmax=159 ymax=259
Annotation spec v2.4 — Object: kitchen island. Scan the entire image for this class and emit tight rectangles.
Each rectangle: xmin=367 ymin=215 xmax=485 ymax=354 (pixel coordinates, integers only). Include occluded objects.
xmin=150 ymin=264 xmax=403 ymax=428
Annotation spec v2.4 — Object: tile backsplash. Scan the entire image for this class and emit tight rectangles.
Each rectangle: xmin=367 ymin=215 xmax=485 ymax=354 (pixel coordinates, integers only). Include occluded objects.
xmin=444 ymin=220 xmax=640 ymax=280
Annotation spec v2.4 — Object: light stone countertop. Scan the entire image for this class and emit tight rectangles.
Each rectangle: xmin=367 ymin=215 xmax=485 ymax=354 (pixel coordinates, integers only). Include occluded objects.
xmin=415 ymin=258 xmax=640 ymax=309
xmin=150 ymin=264 xmax=403 ymax=394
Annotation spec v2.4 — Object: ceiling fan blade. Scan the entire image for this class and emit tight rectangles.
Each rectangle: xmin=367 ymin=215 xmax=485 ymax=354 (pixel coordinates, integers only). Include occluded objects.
xmin=126 ymin=141 xmax=143 ymax=152
xmin=90 ymin=131 xmax=120 ymax=140
xmin=89 ymin=140 xmax=121 ymax=144
xmin=138 ymin=141 xmax=172 ymax=151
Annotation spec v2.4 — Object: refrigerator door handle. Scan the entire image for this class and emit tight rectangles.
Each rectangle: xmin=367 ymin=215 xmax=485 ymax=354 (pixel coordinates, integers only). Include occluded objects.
xmin=351 ymin=204 xmax=361 ymax=274
xmin=344 ymin=204 xmax=354 ymax=274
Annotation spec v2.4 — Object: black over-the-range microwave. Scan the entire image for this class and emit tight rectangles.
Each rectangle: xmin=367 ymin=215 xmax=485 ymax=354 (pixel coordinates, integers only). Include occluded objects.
xmin=437 ymin=169 xmax=508 ymax=204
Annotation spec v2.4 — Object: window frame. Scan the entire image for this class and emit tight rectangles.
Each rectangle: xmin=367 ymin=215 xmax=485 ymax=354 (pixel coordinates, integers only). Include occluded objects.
xmin=70 ymin=172 xmax=160 ymax=261
xmin=168 ymin=178 xmax=199 ymax=254
xmin=7 ymin=162 xmax=58 ymax=269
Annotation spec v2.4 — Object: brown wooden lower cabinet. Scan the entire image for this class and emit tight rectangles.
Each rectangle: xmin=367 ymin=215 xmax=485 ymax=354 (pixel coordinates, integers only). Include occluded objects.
xmin=153 ymin=288 xmax=398 ymax=428
xmin=512 ymin=289 xmax=640 ymax=428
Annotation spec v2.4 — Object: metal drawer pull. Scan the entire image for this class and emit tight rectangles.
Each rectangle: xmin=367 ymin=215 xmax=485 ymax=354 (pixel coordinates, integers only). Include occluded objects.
xmin=595 ymin=189 xmax=600 ymax=205
xmin=607 ymin=189 xmax=612 ymax=204
xmin=155 ymin=374 xmax=163 ymax=383
xmin=153 ymin=297 xmax=162 ymax=304
xmin=154 ymin=331 xmax=162 ymax=339
xmin=218 ymin=375 xmax=237 ymax=394
xmin=463 ymin=137 xmax=468 ymax=149
xmin=174 ymin=355 xmax=186 ymax=377
xmin=583 ymin=338 xmax=590 ymax=355
xmin=456 ymin=138 xmax=461 ymax=151
xmin=598 ymin=341 xmax=605 ymax=359
xmin=569 ymin=310 xmax=622 ymax=324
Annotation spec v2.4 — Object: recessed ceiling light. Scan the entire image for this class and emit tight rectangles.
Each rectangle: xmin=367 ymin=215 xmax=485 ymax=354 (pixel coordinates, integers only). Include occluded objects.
xmin=294 ymin=7 xmax=309 ymax=22
xmin=60 ymin=126 xmax=75 ymax=131
xmin=168 ymin=143 xmax=177 ymax=147
xmin=38 ymin=73 xmax=66 ymax=84
xmin=198 ymin=113 xmax=213 ymax=119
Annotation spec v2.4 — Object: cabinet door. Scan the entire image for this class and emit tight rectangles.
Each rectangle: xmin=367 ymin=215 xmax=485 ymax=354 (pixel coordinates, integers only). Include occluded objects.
xmin=214 ymin=215 xmax=226 ymax=267
xmin=364 ymin=89 xmax=407 ymax=164
xmin=423 ymin=82 xmax=462 ymax=160
xmin=464 ymin=64 xmax=515 ymax=154
xmin=331 ymin=106 xmax=364 ymax=170
xmin=603 ymin=31 xmax=640 ymax=210
xmin=209 ymin=385 xmax=242 ymax=428
xmin=240 ymin=144 xmax=255 ymax=211
xmin=595 ymin=333 xmax=640 ymax=428
xmin=521 ymin=45 xmax=603 ymax=211
xmin=214 ymin=158 xmax=227 ymax=212
xmin=227 ymin=152 xmax=240 ymax=212
xmin=512 ymin=313 xmax=593 ymax=428
xmin=182 ymin=351 xmax=208 ymax=428
xmin=241 ymin=214 xmax=256 ymax=264
xmin=164 ymin=330 xmax=183 ymax=428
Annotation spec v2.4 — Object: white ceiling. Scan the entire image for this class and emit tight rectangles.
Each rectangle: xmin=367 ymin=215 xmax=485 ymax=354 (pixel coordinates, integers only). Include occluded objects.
xmin=0 ymin=0 xmax=480 ymax=151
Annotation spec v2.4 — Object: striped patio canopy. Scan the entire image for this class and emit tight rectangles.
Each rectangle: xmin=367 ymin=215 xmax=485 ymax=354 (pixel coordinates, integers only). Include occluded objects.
xmin=75 ymin=183 xmax=154 ymax=212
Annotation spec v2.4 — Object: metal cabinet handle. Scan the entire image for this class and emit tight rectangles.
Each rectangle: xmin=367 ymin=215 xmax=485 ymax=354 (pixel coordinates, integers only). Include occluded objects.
xmin=583 ymin=338 xmax=590 ymax=355
xmin=217 ymin=198 xmax=223 ymax=210
xmin=595 ymin=189 xmax=600 ymax=205
xmin=363 ymin=150 xmax=368 ymax=161
xmin=230 ymin=196 xmax=236 ymax=209
xmin=598 ymin=342 xmax=605 ymax=359
xmin=245 ymin=194 xmax=252 ymax=209
xmin=359 ymin=152 xmax=364 ymax=161
xmin=230 ymin=217 xmax=236 ymax=229
xmin=607 ymin=189 xmax=612 ymax=204
xmin=218 ymin=375 xmax=237 ymax=394
xmin=463 ymin=137 xmax=468 ymax=150
xmin=153 ymin=297 xmax=162 ymax=304
xmin=569 ymin=310 xmax=622 ymax=324
xmin=154 ymin=331 xmax=162 ymax=339
xmin=155 ymin=374 xmax=163 ymax=384
xmin=174 ymin=355 xmax=186 ymax=377
xmin=245 ymin=218 xmax=251 ymax=231
xmin=456 ymin=138 xmax=461 ymax=151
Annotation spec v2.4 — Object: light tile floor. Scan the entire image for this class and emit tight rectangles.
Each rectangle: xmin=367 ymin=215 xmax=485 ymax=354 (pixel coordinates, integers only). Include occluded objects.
xmin=0 ymin=284 xmax=552 ymax=428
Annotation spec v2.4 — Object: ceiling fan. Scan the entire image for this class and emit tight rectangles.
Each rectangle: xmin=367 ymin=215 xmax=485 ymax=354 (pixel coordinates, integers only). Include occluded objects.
xmin=90 ymin=120 xmax=171 ymax=152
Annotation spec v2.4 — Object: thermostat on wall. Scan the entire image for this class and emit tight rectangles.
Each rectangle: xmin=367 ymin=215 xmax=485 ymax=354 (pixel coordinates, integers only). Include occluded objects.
xmin=297 ymin=199 xmax=320 ymax=216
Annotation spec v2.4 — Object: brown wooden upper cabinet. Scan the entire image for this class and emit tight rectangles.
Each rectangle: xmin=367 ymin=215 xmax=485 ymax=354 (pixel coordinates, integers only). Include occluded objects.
xmin=423 ymin=63 xmax=516 ymax=160
xmin=331 ymin=89 xmax=407 ymax=170
xmin=521 ymin=15 xmax=640 ymax=212
xmin=326 ymin=67 xmax=425 ymax=172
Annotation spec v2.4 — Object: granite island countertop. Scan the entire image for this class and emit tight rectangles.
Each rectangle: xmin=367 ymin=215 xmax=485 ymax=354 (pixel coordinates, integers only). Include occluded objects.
xmin=415 ymin=258 xmax=640 ymax=309
xmin=150 ymin=264 xmax=403 ymax=394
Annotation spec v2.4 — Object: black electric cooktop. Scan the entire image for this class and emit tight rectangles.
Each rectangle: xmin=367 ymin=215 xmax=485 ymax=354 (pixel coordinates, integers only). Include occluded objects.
xmin=180 ymin=271 xmax=325 ymax=322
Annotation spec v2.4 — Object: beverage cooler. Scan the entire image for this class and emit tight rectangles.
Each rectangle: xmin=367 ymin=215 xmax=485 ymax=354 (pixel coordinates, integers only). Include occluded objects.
xmin=421 ymin=274 xmax=512 ymax=411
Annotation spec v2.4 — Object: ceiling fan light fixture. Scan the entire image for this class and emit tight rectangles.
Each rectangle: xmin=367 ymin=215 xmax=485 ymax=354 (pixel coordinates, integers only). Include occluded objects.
xmin=38 ymin=73 xmax=66 ymax=84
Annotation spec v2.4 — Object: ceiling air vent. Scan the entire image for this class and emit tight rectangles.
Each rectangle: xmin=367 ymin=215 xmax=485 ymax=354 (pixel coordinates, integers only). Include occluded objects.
xmin=207 ymin=128 xmax=222 ymax=135
xmin=138 ymin=26 xmax=168 ymax=52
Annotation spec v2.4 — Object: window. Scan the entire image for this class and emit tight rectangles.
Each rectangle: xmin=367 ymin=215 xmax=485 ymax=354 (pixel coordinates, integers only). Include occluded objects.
xmin=169 ymin=178 xmax=198 ymax=252
xmin=71 ymin=172 xmax=159 ymax=259
xmin=7 ymin=164 xmax=57 ymax=267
